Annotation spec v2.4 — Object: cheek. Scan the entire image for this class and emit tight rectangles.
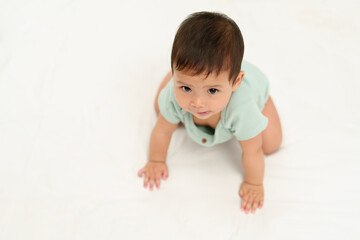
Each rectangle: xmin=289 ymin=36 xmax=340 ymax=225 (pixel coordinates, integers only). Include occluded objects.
xmin=213 ymin=100 xmax=227 ymax=109
xmin=174 ymin=92 xmax=188 ymax=108
xmin=213 ymin=94 xmax=232 ymax=109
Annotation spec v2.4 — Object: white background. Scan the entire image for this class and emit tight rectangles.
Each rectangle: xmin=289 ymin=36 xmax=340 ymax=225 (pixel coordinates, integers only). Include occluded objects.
xmin=1 ymin=0 xmax=360 ymax=239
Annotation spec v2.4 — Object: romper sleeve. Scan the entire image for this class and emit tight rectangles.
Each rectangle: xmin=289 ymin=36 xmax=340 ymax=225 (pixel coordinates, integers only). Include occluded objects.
xmin=229 ymin=100 xmax=268 ymax=141
xmin=158 ymin=79 xmax=181 ymax=124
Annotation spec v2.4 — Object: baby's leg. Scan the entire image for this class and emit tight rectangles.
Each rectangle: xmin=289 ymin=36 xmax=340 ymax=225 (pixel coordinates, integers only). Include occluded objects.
xmin=154 ymin=71 xmax=172 ymax=115
xmin=261 ymin=96 xmax=282 ymax=155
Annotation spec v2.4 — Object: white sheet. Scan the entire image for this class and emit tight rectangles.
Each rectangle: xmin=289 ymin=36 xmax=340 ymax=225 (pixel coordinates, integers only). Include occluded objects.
xmin=1 ymin=0 xmax=360 ymax=239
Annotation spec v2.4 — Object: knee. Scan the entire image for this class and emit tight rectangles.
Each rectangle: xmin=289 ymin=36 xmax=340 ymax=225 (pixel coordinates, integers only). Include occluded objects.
xmin=263 ymin=145 xmax=280 ymax=155
xmin=263 ymin=146 xmax=279 ymax=155
xmin=263 ymin=136 xmax=282 ymax=156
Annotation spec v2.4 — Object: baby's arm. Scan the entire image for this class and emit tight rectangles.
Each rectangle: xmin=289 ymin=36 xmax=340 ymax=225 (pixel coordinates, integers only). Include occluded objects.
xmin=138 ymin=113 xmax=178 ymax=190
xmin=149 ymin=114 xmax=178 ymax=162
xmin=238 ymin=133 xmax=265 ymax=214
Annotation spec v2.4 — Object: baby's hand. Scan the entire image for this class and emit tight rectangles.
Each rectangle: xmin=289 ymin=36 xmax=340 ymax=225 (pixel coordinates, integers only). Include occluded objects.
xmin=239 ymin=182 xmax=264 ymax=214
xmin=137 ymin=161 xmax=168 ymax=191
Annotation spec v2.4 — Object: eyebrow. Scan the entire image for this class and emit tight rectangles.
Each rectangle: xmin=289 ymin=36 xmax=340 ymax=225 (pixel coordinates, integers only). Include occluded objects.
xmin=176 ymin=80 xmax=223 ymax=88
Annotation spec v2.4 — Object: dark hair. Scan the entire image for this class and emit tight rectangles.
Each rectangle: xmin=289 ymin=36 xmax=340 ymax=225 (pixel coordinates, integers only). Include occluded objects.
xmin=171 ymin=11 xmax=245 ymax=83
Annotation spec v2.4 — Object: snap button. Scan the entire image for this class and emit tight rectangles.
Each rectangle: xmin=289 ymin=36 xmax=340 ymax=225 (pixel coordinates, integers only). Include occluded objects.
xmin=202 ymin=138 xmax=207 ymax=143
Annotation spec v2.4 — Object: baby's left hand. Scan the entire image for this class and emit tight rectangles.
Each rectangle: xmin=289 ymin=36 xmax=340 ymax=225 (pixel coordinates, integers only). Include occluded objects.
xmin=239 ymin=182 xmax=264 ymax=214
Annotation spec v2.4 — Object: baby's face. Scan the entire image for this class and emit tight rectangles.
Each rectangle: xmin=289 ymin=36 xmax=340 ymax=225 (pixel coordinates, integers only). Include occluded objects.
xmin=173 ymin=69 xmax=244 ymax=120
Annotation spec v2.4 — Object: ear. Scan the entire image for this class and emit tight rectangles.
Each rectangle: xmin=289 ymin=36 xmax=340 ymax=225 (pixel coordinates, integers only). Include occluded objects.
xmin=232 ymin=71 xmax=245 ymax=91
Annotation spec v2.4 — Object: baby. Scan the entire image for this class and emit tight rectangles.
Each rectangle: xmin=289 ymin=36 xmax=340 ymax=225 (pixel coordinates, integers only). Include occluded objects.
xmin=138 ymin=12 xmax=282 ymax=214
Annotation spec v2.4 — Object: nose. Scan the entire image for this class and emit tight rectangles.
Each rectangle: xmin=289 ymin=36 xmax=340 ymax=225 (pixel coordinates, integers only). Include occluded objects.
xmin=190 ymin=95 xmax=205 ymax=108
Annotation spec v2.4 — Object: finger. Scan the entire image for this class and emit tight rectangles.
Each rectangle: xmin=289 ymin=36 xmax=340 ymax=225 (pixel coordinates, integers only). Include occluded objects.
xmin=163 ymin=170 xmax=168 ymax=180
xmin=251 ymin=201 xmax=259 ymax=214
xmin=259 ymin=199 xmax=264 ymax=209
xmin=155 ymin=171 xmax=161 ymax=181
xmin=241 ymin=195 xmax=248 ymax=210
xmin=144 ymin=173 xmax=149 ymax=188
xmin=149 ymin=177 xmax=155 ymax=191
xmin=245 ymin=202 xmax=252 ymax=214
xmin=155 ymin=172 xmax=161 ymax=189
xmin=241 ymin=195 xmax=248 ymax=209
xmin=138 ymin=168 xmax=146 ymax=177
xmin=239 ymin=188 xmax=244 ymax=198
xmin=155 ymin=178 xmax=161 ymax=189
xmin=245 ymin=195 xmax=254 ymax=214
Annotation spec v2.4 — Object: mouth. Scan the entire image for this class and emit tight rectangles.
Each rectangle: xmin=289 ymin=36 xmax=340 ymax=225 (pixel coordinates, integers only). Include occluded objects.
xmin=196 ymin=111 xmax=211 ymax=117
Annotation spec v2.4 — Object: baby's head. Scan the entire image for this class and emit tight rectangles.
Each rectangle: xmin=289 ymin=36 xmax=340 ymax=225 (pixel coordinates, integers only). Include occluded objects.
xmin=171 ymin=12 xmax=245 ymax=120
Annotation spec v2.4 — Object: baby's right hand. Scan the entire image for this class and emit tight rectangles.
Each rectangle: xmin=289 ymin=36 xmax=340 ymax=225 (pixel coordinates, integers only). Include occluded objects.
xmin=137 ymin=161 xmax=168 ymax=191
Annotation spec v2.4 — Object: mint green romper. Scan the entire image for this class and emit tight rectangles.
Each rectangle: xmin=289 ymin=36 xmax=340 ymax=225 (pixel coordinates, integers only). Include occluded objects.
xmin=158 ymin=60 xmax=270 ymax=147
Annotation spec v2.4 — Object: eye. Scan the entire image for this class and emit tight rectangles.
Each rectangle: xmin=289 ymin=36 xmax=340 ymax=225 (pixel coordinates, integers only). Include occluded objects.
xmin=208 ymin=88 xmax=218 ymax=95
xmin=181 ymin=86 xmax=192 ymax=92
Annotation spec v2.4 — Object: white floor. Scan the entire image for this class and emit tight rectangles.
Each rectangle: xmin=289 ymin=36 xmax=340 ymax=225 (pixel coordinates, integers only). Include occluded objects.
xmin=1 ymin=0 xmax=360 ymax=239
